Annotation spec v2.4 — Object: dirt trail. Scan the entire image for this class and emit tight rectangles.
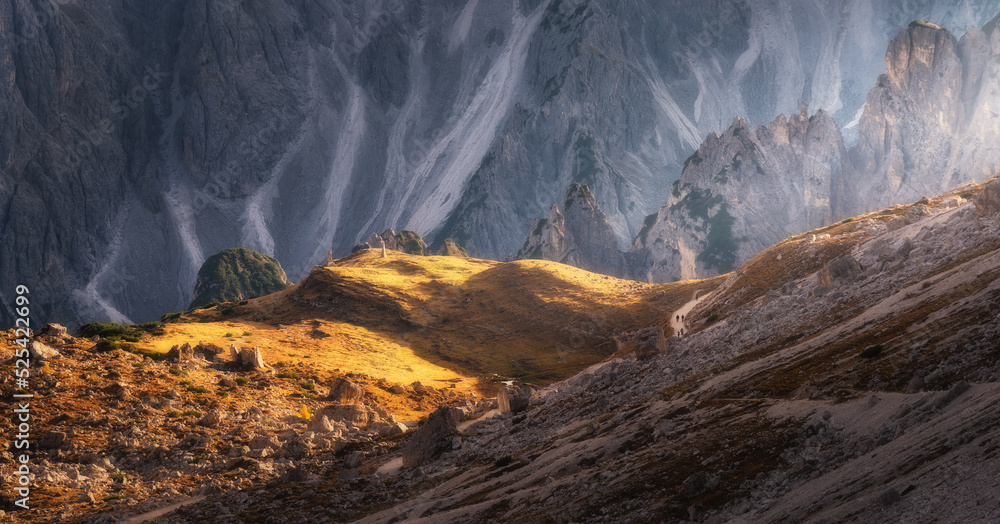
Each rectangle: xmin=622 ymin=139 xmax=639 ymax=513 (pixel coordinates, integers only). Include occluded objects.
xmin=670 ymin=290 xmax=709 ymax=336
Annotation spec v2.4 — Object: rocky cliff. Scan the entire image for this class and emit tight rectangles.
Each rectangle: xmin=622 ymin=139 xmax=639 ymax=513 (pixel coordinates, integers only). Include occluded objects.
xmin=631 ymin=106 xmax=852 ymax=281
xmin=516 ymin=183 xmax=626 ymax=277
xmin=2 ymin=0 xmax=995 ymax=327
xmin=628 ymin=20 xmax=1000 ymax=282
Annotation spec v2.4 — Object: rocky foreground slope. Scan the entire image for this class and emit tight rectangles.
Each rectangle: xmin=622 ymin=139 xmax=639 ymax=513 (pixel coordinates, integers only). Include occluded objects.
xmin=5 ymin=178 xmax=997 ymax=522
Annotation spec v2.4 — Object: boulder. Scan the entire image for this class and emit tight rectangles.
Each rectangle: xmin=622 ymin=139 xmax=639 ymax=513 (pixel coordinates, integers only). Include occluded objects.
xmin=195 ymin=342 xmax=226 ymax=360
xmin=326 ymin=377 xmax=365 ymax=404
xmin=307 ymin=415 xmax=338 ymax=434
xmin=410 ymin=381 xmax=436 ymax=395
xmin=166 ymin=343 xmax=195 ymax=363
xmin=29 ymin=341 xmax=61 ymax=362
xmin=817 ymin=256 xmax=863 ymax=286
xmin=402 ymin=407 xmax=460 ymax=468
xmin=37 ymin=323 xmax=68 ymax=338
xmin=615 ymin=326 xmax=668 ymax=360
xmin=230 ymin=345 xmax=267 ymax=370
xmin=378 ymin=421 xmax=409 ymax=437
xmin=38 ymin=431 xmax=66 ymax=450
xmin=318 ymin=404 xmax=377 ymax=427
xmin=974 ymin=178 xmax=1000 ymax=215
xmin=198 ymin=410 xmax=227 ymax=428
xmin=498 ymin=385 xmax=536 ymax=414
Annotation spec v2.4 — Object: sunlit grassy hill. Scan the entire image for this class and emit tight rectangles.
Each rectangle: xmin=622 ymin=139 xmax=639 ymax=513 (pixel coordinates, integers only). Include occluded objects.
xmin=138 ymin=250 xmax=722 ymax=397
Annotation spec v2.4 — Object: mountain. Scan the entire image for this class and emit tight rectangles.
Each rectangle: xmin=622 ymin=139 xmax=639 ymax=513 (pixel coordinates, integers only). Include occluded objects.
xmin=3 ymin=0 xmax=997 ymax=328
xmin=630 ymin=106 xmax=852 ymax=281
xmin=621 ymin=20 xmax=1000 ymax=282
xmin=188 ymin=247 xmax=289 ymax=309
xmin=12 ymin=176 xmax=999 ymax=523
xmin=516 ymin=183 xmax=626 ymax=277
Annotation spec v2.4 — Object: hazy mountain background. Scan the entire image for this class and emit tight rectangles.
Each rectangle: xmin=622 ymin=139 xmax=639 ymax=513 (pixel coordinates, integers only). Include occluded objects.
xmin=1 ymin=0 xmax=997 ymax=327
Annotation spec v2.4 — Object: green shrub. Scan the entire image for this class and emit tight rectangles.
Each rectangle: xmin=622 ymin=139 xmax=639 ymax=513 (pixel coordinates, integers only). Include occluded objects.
xmin=161 ymin=312 xmax=183 ymax=322
xmin=224 ymin=332 xmax=234 ymax=338
xmin=841 ymin=217 xmax=854 ymax=224
xmin=242 ymin=331 xmax=253 ymax=337
xmin=216 ymin=391 xmax=229 ymax=398
xmin=187 ymin=386 xmax=210 ymax=394
xmin=78 ymin=322 xmax=131 ymax=339
xmin=300 ymin=381 xmax=316 ymax=391
xmin=183 ymin=410 xmax=203 ymax=418
xmin=166 ymin=410 xmax=180 ymax=418
xmin=959 ymin=190 xmax=974 ymax=199
xmin=103 ymin=494 xmax=126 ymax=502
xmin=234 ymin=377 xmax=249 ymax=386
xmin=169 ymin=367 xmax=184 ymax=376
xmin=706 ymin=313 xmax=719 ymax=323
xmin=276 ymin=371 xmax=299 ymax=380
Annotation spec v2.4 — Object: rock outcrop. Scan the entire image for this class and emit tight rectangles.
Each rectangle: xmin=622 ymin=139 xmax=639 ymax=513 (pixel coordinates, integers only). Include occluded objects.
xmin=326 ymin=378 xmax=365 ymax=404
xmin=230 ymin=345 xmax=266 ymax=370
xmin=189 ymin=248 xmax=290 ymax=309
xmin=627 ymin=21 xmax=1000 ymax=283
xmin=849 ymin=21 xmax=1000 ymax=213
xmin=498 ymin=385 xmax=536 ymax=414
xmin=516 ymin=184 xmax=627 ymax=277
xmin=631 ymin=107 xmax=851 ymax=281
xmin=401 ymin=406 xmax=460 ymax=468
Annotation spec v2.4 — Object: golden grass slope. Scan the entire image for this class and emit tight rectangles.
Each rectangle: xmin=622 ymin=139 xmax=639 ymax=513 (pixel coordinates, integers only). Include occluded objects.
xmin=144 ymin=250 xmax=723 ymax=395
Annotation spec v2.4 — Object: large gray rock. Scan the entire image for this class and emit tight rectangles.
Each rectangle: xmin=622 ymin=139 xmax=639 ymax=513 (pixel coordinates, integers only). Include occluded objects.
xmin=229 ymin=345 xmax=266 ymax=370
xmin=498 ymin=385 xmax=536 ymax=414
xmin=37 ymin=323 xmax=68 ymax=338
xmin=318 ymin=404 xmax=378 ymax=428
xmin=402 ymin=407 xmax=460 ymax=468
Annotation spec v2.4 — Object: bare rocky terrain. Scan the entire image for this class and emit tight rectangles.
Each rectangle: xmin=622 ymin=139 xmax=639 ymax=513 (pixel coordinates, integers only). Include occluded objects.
xmin=3 ymin=178 xmax=997 ymax=523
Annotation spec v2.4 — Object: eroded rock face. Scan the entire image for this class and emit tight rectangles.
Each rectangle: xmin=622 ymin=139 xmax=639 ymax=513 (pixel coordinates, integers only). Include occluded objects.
xmin=631 ymin=108 xmax=851 ymax=282
xmin=401 ymin=407 xmax=460 ymax=468
xmin=517 ymin=183 xmax=627 ymax=277
xmin=849 ymin=22 xmax=1000 ymax=214
xmin=14 ymin=1 xmax=993 ymax=329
